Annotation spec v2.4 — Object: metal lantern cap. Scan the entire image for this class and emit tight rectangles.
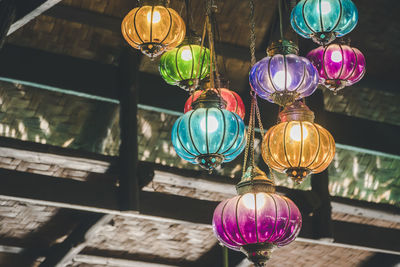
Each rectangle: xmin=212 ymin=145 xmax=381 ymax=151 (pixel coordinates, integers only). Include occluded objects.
xmin=278 ymin=101 xmax=315 ymax=123
xmin=267 ymin=40 xmax=299 ymax=57
xmin=236 ymin=166 xmax=275 ymax=195
xmin=191 ymin=89 xmax=227 ymax=110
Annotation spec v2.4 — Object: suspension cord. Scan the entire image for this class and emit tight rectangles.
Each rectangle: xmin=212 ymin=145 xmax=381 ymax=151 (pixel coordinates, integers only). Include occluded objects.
xmin=278 ymin=0 xmax=284 ymax=40
xmin=248 ymin=0 xmax=257 ymax=66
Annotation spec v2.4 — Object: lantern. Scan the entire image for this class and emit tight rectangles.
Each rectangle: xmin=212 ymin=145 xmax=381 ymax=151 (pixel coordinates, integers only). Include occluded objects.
xmin=307 ymin=42 xmax=366 ymax=93
xmin=171 ymin=90 xmax=246 ymax=171
xmin=213 ymin=167 xmax=302 ymax=266
xmin=121 ymin=3 xmax=186 ymax=58
xmin=159 ymin=37 xmax=210 ymax=91
xmin=262 ymin=101 xmax=335 ymax=183
xmin=184 ymin=88 xmax=245 ymax=119
xmin=290 ymin=0 xmax=358 ymax=45
xmin=249 ymin=40 xmax=319 ymax=107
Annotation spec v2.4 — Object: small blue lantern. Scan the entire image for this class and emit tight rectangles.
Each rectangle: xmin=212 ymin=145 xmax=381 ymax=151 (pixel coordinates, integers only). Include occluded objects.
xmin=290 ymin=0 xmax=358 ymax=45
xmin=171 ymin=90 xmax=246 ymax=171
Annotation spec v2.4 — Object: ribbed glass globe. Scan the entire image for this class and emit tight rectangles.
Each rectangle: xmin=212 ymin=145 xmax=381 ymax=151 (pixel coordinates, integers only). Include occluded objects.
xmin=249 ymin=54 xmax=319 ymax=106
xmin=171 ymin=107 xmax=246 ymax=170
xmin=159 ymin=43 xmax=210 ymax=91
xmin=122 ymin=5 xmax=186 ymax=58
xmin=307 ymin=43 xmax=366 ymax=93
xmin=291 ymin=0 xmax=358 ymax=45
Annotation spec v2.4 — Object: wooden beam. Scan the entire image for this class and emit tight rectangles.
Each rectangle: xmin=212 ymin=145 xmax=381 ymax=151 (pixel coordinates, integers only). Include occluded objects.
xmin=39 ymin=214 xmax=113 ymax=267
xmin=73 ymin=254 xmax=180 ymax=267
xmin=117 ymin=47 xmax=140 ymax=210
xmin=0 ymin=0 xmax=16 ymax=49
xmin=7 ymin=0 xmax=62 ymax=35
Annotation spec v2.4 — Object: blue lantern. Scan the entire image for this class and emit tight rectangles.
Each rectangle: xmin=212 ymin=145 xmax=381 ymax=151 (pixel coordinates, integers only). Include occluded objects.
xmin=171 ymin=90 xmax=246 ymax=170
xmin=290 ymin=0 xmax=358 ymax=45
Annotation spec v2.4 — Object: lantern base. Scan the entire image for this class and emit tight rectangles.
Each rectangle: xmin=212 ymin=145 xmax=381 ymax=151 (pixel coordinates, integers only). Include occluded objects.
xmin=271 ymin=91 xmax=298 ymax=107
xmin=196 ymin=154 xmax=224 ymax=171
xmin=324 ymin=79 xmax=346 ymax=94
xmin=286 ymin=167 xmax=311 ymax=183
xmin=241 ymin=243 xmax=275 ymax=267
xmin=310 ymin=32 xmax=337 ymax=46
xmin=178 ymin=79 xmax=199 ymax=92
xmin=139 ymin=42 xmax=166 ymax=59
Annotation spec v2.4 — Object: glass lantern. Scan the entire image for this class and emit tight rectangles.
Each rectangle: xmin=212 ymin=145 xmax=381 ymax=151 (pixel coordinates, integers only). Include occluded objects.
xmin=291 ymin=0 xmax=358 ymax=45
xmin=159 ymin=37 xmax=210 ymax=91
xmin=249 ymin=40 xmax=319 ymax=107
xmin=307 ymin=42 xmax=366 ymax=93
xmin=213 ymin=167 xmax=302 ymax=266
xmin=171 ymin=90 xmax=246 ymax=171
xmin=122 ymin=3 xmax=186 ymax=58
xmin=262 ymin=101 xmax=335 ymax=183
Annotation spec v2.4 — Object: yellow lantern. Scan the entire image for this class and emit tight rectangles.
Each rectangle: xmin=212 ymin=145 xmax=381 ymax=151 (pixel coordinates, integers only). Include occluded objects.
xmin=121 ymin=4 xmax=186 ymax=58
xmin=262 ymin=101 xmax=335 ymax=183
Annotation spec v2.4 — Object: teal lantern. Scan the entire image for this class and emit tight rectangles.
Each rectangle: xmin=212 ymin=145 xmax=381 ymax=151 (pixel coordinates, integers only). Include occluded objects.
xmin=290 ymin=0 xmax=358 ymax=45
xmin=171 ymin=90 xmax=246 ymax=170
xmin=159 ymin=37 xmax=210 ymax=91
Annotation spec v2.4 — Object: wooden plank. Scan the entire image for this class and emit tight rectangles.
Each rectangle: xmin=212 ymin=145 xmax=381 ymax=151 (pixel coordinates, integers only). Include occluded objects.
xmin=39 ymin=214 xmax=113 ymax=267
xmin=73 ymin=254 xmax=180 ymax=267
xmin=0 ymin=0 xmax=16 ymax=49
xmin=7 ymin=0 xmax=62 ymax=35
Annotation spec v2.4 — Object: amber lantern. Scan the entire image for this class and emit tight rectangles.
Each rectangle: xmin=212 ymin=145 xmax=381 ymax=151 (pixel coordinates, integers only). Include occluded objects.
xmin=262 ymin=101 xmax=335 ymax=183
xmin=121 ymin=1 xmax=186 ymax=58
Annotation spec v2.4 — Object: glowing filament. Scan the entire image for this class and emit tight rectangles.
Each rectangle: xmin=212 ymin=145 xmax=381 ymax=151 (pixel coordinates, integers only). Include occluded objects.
xmin=147 ymin=11 xmax=161 ymax=23
xmin=331 ymin=50 xmax=343 ymax=63
xmin=200 ymin=116 xmax=219 ymax=133
xmin=181 ymin=47 xmax=193 ymax=61
xmin=321 ymin=1 xmax=332 ymax=15
xmin=273 ymin=71 xmax=292 ymax=89
xmin=290 ymin=124 xmax=308 ymax=141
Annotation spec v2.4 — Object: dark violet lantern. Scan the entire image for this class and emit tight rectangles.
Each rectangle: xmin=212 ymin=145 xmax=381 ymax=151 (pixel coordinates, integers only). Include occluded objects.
xmin=249 ymin=40 xmax=319 ymax=107
xmin=212 ymin=167 xmax=302 ymax=266
xmin=307 ymin=42 xmax=366 ymax=93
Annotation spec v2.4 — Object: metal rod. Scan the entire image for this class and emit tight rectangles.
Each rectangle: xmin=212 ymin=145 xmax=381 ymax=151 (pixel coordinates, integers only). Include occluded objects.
xmin=222 ymin=246 xmax=229 ymax=267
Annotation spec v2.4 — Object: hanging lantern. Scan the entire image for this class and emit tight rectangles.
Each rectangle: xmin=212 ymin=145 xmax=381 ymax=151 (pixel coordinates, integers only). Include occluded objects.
xmin=121 ymin=2 xmax=186 ymax=58
xmin=159 ymin=36 xmax=210 ymax=91
xmin=262 ymin=101 xmax=335 ymax=183
xmin=249 ymin=40 xmax=319 ymax=106
xmin=184 ymin=84 xmax=245 ymax=119
xmin=290 ymin=0 xmax=358 ymax=45
xmin=213 ymin=167 xmax=302 ymax=266
xmin=171 ymin=90 xmax=246 ymax=170
xmin=307 ymin=42 xmax=366 ymax=93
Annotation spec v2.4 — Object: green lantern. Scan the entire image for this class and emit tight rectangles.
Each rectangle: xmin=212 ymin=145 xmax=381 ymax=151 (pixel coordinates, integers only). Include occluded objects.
xmin=159 ymin=37 xmax=210 ymax=91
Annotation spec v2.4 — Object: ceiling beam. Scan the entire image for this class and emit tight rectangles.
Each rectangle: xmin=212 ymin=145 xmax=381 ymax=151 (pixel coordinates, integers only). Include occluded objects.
xmin=8 ymin=0 xmax=63 ymax=35
xmin=73 ymin=254 xmax=180 ymax=267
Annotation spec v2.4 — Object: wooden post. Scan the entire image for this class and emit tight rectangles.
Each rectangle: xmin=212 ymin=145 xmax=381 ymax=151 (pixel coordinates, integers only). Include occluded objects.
xmin=0 ymin=0 xmax=16 ymax=49
xmin=117 ymin=47 xmax=140 ymax=211
xmin=307 ymin=89 xmax=334 ymax=239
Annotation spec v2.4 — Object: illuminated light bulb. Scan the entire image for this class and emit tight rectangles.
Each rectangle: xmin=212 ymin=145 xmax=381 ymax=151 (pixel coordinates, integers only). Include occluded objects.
xmin=255 ymin=193 xmax=266 ymax=210
xmin=331 ymin=50 xmax=342 ymax=63
xmin=200 ymin=115 xmax=219 ymax=133
xmin=147 ymin=11 xmax=161 ymax=23
xmin=181 ymin=47 xmax=193 ymax=61
xmin=289 ymin=124 xmax=308 ymax=141
xmin=273 ymin=71 xmax=292 ymax=90
xmin=321 ymin=1 xmax=332 ymax=15
xmin=242 ymin=194 xmax=255 ymax=210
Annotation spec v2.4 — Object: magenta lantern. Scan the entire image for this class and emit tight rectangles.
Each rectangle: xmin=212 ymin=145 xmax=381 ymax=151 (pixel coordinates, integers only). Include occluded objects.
xmin=212 ymin=167 xmax=302 ymax=266
xmin=307 ymin=43 xmax=366 ymax=93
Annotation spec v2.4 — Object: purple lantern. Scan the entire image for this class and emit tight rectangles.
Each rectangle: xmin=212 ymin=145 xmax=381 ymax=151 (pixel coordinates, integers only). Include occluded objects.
xmin=212 ymin=167 xmax=302 ymax=266
xmin=307 ymin=43 xmax=366 ymax=93
xmin=249 ymin=40 xmax=319 ymax=106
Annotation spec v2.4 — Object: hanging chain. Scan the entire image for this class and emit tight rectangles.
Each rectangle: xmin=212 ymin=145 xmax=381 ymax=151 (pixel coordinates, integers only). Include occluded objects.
xmin=248 ymin=0 xmax=257 ymax=66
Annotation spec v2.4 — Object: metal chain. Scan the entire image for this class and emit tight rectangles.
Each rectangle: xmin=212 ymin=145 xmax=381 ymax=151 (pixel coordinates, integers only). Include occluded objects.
xmin=248 ymin=0 xmax=257 ymax=66
xmin=242 ymin=94 xmax=256 ymax=176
